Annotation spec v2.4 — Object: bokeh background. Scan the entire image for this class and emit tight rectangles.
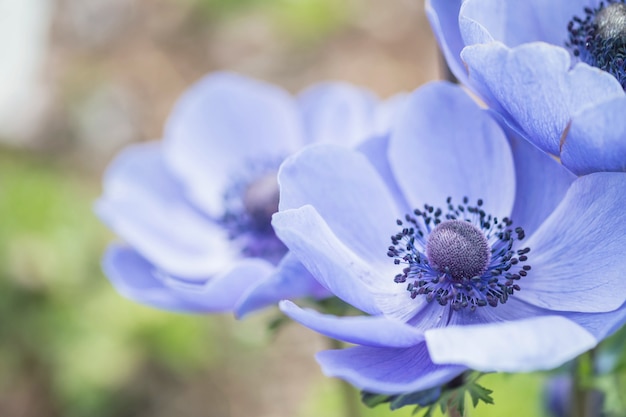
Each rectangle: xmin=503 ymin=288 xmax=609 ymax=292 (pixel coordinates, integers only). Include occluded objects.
xmin=0 ymin=0 xmax=549 ymax=415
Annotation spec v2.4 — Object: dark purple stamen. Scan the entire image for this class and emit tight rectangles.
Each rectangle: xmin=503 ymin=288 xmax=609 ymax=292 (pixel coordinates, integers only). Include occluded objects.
xmin=387 ymin=197 xmax=531 ymax=311
xmin=567 ymin=1 xmax=626 ymax=89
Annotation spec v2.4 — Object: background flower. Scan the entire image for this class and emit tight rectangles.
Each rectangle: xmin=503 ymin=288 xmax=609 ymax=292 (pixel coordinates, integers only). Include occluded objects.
xmin=427 ymin=0 xmax=626 ymax=175
xmin=97 ymin=71 xmax=405 ymax=316
xmin=272 ymin=81 xmax=626 ymax=394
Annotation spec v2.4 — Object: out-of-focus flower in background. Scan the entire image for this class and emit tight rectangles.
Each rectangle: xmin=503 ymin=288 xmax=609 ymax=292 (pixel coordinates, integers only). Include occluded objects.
xmin=426 ymin=0 xmax=626 ymax=175
xmin=272 ymin=81 xmax=626 ymax=394
xmin=97 ymin=71 xmax=406 ymax=316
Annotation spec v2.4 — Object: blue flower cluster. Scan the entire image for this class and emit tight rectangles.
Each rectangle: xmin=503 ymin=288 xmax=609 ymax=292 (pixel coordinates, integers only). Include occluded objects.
xmin=98 ymin=1 xmax=626 ymax=400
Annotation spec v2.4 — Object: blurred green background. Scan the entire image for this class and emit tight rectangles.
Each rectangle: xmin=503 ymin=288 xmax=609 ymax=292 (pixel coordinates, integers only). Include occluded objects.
xmin=0 ymin=0 xmax=550 ymax=415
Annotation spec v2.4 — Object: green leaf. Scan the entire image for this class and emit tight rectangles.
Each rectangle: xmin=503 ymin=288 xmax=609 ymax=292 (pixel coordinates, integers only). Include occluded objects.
xmin=468 ymin=381 xmax=494 ymax=407
xmin=360 ymin=371 xmax=495 ymax=415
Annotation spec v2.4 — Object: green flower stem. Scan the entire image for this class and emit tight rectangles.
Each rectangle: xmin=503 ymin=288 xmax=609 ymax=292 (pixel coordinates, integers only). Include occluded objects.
xmin=327 ymin=337 xmax=362 ymax=417
xmin=573 ymin=349 xmax=602 ymax=417
xmin=447 ymin=395 xmax=464 ymax=417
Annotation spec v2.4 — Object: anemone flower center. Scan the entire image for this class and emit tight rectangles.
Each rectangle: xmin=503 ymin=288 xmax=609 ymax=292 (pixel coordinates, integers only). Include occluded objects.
xmin=243 ymin=172 xmax=280 ymax=233
xmin=222 ymin=167 xmax=286 ymax=263
xmin=387 ymin=197 xmax=531 ymax=311
xmin=426 ymin=220 xmax=491 ymax=280
xmin=567 ymin=1 xmax=626 ymax=88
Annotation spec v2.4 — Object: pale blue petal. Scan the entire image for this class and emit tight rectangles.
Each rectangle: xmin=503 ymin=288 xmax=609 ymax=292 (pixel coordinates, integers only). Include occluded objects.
xmin=163 ymin=72 xmax=305 ymax=217
xmin=443 ymin=297 xmax=550 ymax=326
xmin=461 ymin=42 xmax=624 ymax=155
xmin=565 ymin=302 xmax=626 ymax=341
xmin=425 ymin=316 xmax=596 ymax=371
xmin=426 ymin=0 xmax=469 ymax=85
xmin=562 ymin=97 xmax=626 ymax=175
xmin=460 ymin=0 xmax=590 ymax=47
xmin=521 ymin=173 xmax=626 ymax=312
xmin=96 ymin=142 xmax=235 ymax=279
xmin=272 ymin=206 xmax=404 ymax=316
xmin=235 ymin=252 xmax=330 ymax=318
xmin=508 ymin=131 xmax=575 ymax=236
xmin=280 ymin=300 xmax=425 ymax=348
xmin=317 ymin=344 xmax=466 ymax=395
xmin=356 ymin=135 xmax=411 ymax=215
xmin=278 ymin=143 xmax=401 ymax=271
xmin=389 ymin=81 xmax=515 ymax=219
xmin=374 ymin=93 xmax=409 ymax=137
xmin=103 ymin=245 xmax=274 ymax=313
xmin=298 ymin=82 xmax=379 ymax=146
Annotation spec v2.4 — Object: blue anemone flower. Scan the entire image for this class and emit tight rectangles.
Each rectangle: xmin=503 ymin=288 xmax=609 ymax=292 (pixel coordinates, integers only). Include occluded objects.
xmin=272 ymin=82 xmax=626 ymax=394
xmin=96 ymin=72 xmax=405 ymax=315
xmin=427 ymin=0 xmax=626 ymax=175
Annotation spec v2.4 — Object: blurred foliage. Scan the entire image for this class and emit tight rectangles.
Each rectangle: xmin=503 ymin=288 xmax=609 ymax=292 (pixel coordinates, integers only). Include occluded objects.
xmin=0 ymin=149 xmax=221 ymax=416
xmin=186 ymin=0 xmax=354 ymax=42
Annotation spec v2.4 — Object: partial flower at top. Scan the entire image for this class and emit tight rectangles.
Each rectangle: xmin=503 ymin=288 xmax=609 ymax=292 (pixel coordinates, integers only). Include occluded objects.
xmin=96 ymin=72 xmax=405 ymax=316
xmin=427 ymin=0 xmax=626 ymax=175
xmin=272 ymin=81 xmax=626 ymax=394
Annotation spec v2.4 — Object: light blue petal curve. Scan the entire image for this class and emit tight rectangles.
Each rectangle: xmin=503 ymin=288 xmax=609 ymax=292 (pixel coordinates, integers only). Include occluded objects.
xmin=96 ymin=142 xmax=235 ymax=279
xmin=389 ymin=81 xmax=515 ymax=220
xmin=278 ymin=143 xmax=401 ymax=271
xmin=508 ymin=131 xmax=575 ymax=237
xmin=280 ymin=300 xmax=425 ymax=348
xmin=425 ymin=0 xmax=469 ymax=85
xmin=235 ymin=252 xmax=330 ymax=318
xmin=163 ymin=72 xmax=305 ymax=217
xmin=425 ymin=316 xmax=596 ymax=371
xmin=356 ymin=135 xmax=411 ymax=215
xmin=374 ymin=93 xmax=409 ymax=138
xmin=298 ymin=82 xmax=379 ymax=146
xmin=272 ymin=205 xmax=401 ymax=316
xmin=565 ymin=302 xmax=626 ymax=341
xmin=461 ymin=42 xmax=624 ymax=155
xmin=520 ymin=173 xmax=626 ymax=312
xmin=460 ymin=0 xmax=589 ymax=47
xmin=562 ymin=97 xmax=626 ymax=175
xmin=103 ymin=245 xmax=274 ymax=313
xmin=316 ymin=344 xmax=466 ymax=395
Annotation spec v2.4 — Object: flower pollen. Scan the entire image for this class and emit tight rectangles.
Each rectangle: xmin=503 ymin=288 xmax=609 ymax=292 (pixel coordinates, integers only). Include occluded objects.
xmin=567 ymin=1 xmax=626 ymax=88
xmin=387 ymin=197 xmax=530 ymax=311
xmin=426 ymin=220 xmax=491 ymax=280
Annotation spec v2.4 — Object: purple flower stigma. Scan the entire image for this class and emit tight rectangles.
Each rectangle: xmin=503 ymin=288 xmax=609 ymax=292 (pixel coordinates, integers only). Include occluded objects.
xmin=387 ymin=197 xmax=530 ymax=311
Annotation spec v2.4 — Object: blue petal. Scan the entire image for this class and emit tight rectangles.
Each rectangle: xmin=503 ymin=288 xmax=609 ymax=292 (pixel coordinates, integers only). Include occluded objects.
xmin=461 ymin=42 xmax=624 ymax=155
xmin=508 ymin=131 xmax=575 ymax=237
xmin=316 ymin=344 xmax=466 ymax=395
xmin=235 ymin=252 xmax=330 ymax=318
xmin=389 ymin=81 xmax=515 ymax=219
xmin=426 ymin=0 xmax=469 ymax=84
xmin=280 ymin=301 xmax=425 ymax=348
xmin=521 ymin=173 xmax=626 ymax=312
xmin=272 ymin=206 xmax=398 ymax=316
xmin=460 ymin=0 xmax=589 ymax=47
xmin=565 ymin=302 xmax=626 ymax=341
xmin=103 ymin=245 xmax=274 ymax=313
xmin=163 ymin=72 xmax=305 ymax=217
xmin=562 ymin=97 xmax=626 ymax=175
xmin=96 ymin=142 xmax=235 ymax=278
xmin=425 ymin=316 xmax=596 ymax=372
xmin=374 ymin=93 xmax=409 ymax=137
xmin=356 ymin=135 xmax=411 ymax=215
xmin=278 ymin=144 xmax=400 ymax=271
xmin=298 ymin=82 xmax=379 ymax=146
